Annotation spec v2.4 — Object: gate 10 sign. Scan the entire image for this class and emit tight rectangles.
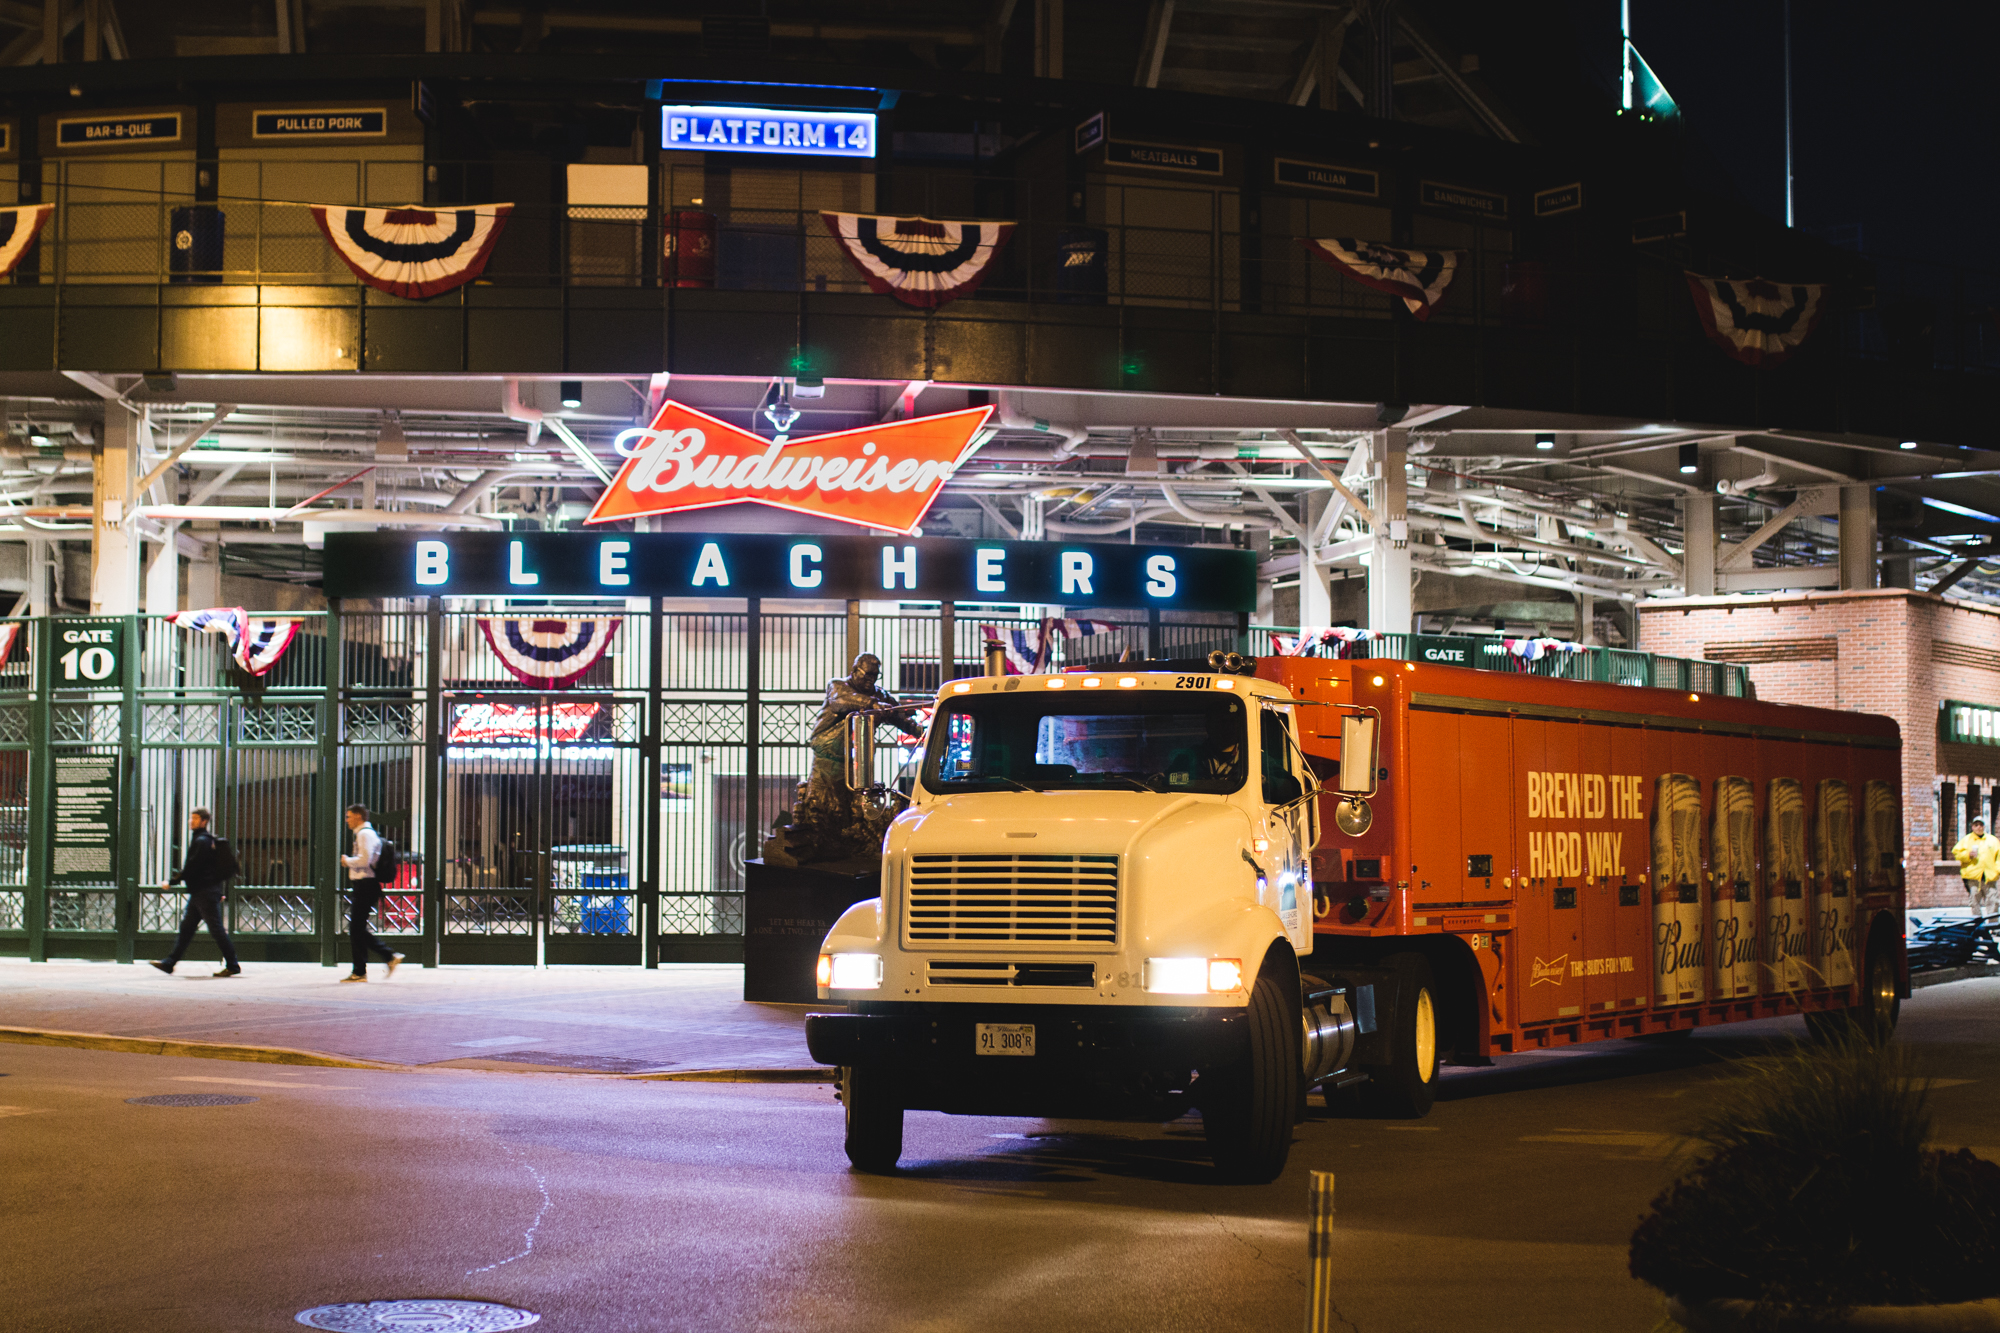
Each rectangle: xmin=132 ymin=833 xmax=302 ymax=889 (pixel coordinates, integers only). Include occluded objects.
xmin=45 ymin=619 xmax=125 ymax=689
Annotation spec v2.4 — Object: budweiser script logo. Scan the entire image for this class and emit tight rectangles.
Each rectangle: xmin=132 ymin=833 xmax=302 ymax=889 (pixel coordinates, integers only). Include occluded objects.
xmin=585 ymin=400 xmax=992 ymax=532
xmin=1530 ymin=954 xmax=1568 ymax=987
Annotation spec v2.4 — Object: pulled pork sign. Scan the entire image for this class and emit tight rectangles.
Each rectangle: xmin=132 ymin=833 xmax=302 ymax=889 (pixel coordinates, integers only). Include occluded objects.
xmin=586 ymin=400 xmax=991 ymax=533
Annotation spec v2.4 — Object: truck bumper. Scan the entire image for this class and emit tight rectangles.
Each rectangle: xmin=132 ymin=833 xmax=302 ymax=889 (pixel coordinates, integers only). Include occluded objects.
xmin=805 ymin=1002 xmax=1249 ymax=1119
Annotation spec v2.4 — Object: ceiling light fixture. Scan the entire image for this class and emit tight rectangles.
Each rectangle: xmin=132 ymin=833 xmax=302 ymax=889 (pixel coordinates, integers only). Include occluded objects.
xmin=1678 ymin=443 xmax=1699 ymax=475
xmin=560 ymin=381 xmax=583 ymax=408
xmin=1535 ymin=433 xmax=1555 ymax=450
xmin=1899 ymin=440 xmax=1918 ymax=450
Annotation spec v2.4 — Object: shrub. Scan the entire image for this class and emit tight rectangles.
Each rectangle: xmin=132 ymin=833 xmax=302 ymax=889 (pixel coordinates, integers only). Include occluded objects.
xmin=1629 ymin=1030 xmax=2000 ymax=1311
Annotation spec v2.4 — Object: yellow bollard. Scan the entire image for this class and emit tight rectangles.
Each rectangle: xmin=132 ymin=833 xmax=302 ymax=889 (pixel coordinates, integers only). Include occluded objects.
xmin=1306 ymin=1169 xmax=1336 ymax=1333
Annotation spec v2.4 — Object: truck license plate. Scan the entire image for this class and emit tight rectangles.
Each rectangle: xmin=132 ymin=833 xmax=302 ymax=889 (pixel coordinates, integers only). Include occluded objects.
xmin=975 ymin=1023 xmax=1035 ymax=1057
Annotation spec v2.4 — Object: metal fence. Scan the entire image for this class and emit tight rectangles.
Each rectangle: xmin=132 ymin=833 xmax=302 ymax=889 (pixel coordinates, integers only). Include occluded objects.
xmin=0 ymin=606 xmax=1745 ymax=967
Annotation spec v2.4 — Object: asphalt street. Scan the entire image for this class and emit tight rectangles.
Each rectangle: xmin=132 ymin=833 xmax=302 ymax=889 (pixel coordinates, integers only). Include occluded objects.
xmin=4 ymin=979 xmax=1997 ymax=1333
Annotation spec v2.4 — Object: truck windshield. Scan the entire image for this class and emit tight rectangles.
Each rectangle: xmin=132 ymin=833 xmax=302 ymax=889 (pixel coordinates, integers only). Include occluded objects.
xmin=923 ymin=691 xmax=1247 ymax=794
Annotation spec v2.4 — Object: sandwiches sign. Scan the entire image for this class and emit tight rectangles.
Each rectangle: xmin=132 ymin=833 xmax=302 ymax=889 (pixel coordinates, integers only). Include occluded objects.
xmin=585 ymin=400 xmax=991 ymax=533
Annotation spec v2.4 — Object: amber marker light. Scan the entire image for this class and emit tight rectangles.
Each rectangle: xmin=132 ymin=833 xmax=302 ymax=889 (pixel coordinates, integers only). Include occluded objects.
xmin=1083 ymin=677 xmax=1101 ymax=687
xmin=1118 ymin=677 xmax=1138 ymax=688
xmin=1372 ymin=675 xmax=1385 ymax=687
xmin=1046 ymin=677 xmax=1065 ymax=688
xmin=1216 ymin=678 xmax=1235 ymax=689
xmin=815 ymin=954 xmax=833 ymax=988
xmin=952 ymin=682 xmax=972 ymax=693
xmin=1207 ymin=959 xmax=1244 ymax=991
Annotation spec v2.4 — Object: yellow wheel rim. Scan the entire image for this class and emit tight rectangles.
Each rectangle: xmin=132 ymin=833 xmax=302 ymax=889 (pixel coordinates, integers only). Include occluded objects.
xmin=1414 ymin=987 xmax=1437 ymax=1083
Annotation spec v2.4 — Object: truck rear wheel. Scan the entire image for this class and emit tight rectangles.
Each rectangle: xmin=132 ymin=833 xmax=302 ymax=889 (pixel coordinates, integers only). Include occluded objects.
xmin=840 ymin=1065 xmax=903 ymax=1173
xmin=1201 ymin=970 xmax=1299 ymax=1183
xmin=1807 ymin=936 xmax=1900 ymax=1044
xmin=1364 ymin=953 xmax=1440 ymax=1118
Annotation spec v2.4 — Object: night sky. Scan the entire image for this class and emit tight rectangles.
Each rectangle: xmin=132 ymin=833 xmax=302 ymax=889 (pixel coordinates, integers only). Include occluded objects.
xmin=1622 ymin=0 xmax=1999 ymax=273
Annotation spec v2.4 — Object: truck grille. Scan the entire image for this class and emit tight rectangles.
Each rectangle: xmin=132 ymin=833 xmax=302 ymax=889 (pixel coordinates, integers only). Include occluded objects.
xmin=906 ymin=853 xmax=1118 ymax=945
xmin=927 ymin=960 xmax=1099 ymax=988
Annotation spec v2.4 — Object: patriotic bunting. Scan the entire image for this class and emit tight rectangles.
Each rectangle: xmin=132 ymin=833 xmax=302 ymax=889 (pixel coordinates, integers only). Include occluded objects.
xmin=0 ymin=204 xmax=54 ymax=278
xmin=1275 ymin=627 xmax=1375 ymax=659
xmin=0 ymin=621 xmax=22 ymax=671
xmin=168 ymin=607 xmax=304 ymax=677
xmin=309 ymin=203 xmax=513 ymax=299
xmin=478 ymin=617 xmax=620 ymax=688
xmin=1304 ymin=238 xmax=1460 ymax=320
xmin=1684 ymin=272 xmax=1827 ymax=367
xmin=978 ymin=617 xmax=1124 ymax=675
xmin=1500 ymin=636 xmax=1587 ymax=671
xmin=821 ymin=212 xmax=1015 ymax=308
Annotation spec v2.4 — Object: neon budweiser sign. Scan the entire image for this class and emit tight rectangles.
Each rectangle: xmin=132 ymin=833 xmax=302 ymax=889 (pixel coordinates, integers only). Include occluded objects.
xmin=585 ymin=400 xmax=992 ymax=533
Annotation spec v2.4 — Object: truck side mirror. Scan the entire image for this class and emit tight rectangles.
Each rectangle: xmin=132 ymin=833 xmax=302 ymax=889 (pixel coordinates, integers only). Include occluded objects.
xmin=845 ymin=711 xmax=877 ymax=792
xmin=1336 ymin=714 xmax=1378 ymax=796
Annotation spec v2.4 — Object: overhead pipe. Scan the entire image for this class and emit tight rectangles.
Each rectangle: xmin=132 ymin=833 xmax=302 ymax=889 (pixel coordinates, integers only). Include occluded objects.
xmin=993 ymin=394 xmax=1090 ymax=461
xmin=445 ymin=469 xmax=532 ymax=514
xmin=502 ymin=380 xmax=544 ymax=445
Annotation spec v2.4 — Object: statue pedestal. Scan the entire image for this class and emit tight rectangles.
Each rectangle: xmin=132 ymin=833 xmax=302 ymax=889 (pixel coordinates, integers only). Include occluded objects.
xmin=742 ymin=858 xmax=881 ymax=1004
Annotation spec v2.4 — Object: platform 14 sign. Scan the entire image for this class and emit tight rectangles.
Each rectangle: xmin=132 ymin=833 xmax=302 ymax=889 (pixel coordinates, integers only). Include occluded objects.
xmin=44 ymin=618 xmax=124 ymax=689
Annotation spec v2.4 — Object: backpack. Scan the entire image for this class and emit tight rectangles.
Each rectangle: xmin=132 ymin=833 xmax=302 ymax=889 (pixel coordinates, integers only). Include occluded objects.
xmin=373 ymin=837 xmax=400 ymax=883
xmin=212 ymin=836 xmax=241 ymax=882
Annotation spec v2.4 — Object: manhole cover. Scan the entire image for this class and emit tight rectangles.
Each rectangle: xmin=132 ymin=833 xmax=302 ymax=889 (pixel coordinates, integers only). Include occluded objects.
xmin=296 ymin=1300 xmax=539 ymax=1331
xmin=127 ymin=1094 xmax=259 ymax=1107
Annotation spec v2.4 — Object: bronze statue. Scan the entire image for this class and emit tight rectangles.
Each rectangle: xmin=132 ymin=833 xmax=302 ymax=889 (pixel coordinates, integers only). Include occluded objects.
xmin=764 ymin=654 xmax=924 ymax=869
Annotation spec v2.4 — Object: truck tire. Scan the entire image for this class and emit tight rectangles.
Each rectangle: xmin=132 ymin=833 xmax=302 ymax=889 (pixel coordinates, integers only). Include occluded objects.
xmin=1807 ymin=936 xmax=1900 ymax=1044
xmin=1202 ymin=970 xmax=1299 ymax=1183
xmin=840 ymin=1065 xmax=903 ymax=1173
xmin=1364 ymin=953 xmax=1440 ymax=1118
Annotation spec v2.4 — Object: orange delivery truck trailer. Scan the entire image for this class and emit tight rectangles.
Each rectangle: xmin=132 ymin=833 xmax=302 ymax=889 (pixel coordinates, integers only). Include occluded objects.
xmin=1259 ymin=653 xmax=1907 ymax=1113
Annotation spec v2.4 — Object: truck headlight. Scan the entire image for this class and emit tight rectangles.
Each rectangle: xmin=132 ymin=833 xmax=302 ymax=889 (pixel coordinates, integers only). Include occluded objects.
xmin=1144 ymin=957 xmax=1242 ymax=994
xmin=827 ymin=953 xmax=883 ymax=990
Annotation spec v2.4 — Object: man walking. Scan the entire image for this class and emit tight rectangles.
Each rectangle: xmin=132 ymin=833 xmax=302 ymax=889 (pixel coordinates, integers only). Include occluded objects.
xmin=339 ymin=803 xmax=403 ymax=983
xmin=1953 ymin=816 xmax=2000 ymax=915
xmin=150 ymin=807 xmax=241 ymax=977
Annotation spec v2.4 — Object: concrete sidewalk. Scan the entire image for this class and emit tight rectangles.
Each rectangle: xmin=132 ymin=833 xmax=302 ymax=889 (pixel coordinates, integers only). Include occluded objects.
xmin=0 ymin=958 xmax=823 ymax=1074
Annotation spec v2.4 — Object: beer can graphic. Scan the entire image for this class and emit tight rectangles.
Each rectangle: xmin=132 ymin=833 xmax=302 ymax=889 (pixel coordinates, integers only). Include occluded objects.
xmin=1710 ymin=776 xmax=1759 ymax=998
xmin=1814 ymin=779 xmax=1857 ymax=989
xmin=1652 ymin=773 xmax=1706 ymax=1005
xmin=1764 ymin=777 xmax=1809 ymax=993
xmin=1860 ymin=779 xmax=1901 ymax=894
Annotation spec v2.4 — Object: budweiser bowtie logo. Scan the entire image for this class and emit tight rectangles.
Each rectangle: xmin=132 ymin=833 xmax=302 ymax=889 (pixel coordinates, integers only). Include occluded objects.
xmin=584 ymin=400 xmax=991 ymax=533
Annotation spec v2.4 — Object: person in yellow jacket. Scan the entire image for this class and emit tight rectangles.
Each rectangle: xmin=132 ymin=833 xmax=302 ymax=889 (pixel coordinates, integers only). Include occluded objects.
xmin=1953 ymin=818 xmax=2000 ymax=914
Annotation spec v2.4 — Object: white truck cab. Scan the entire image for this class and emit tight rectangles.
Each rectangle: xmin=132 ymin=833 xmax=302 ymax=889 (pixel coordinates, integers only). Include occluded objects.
xmin=806 ymin=662 xmax=1361 ymax=1181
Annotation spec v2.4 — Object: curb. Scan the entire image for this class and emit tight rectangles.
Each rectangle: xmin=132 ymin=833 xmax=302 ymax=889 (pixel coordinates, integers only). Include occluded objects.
xmin=1912 ymin=965 xmax=2000 ymax=990
xmin=0 ymin=1025 xmax=836 ymax=1083
xmin=0 ymin=1026 xmax=403 ymax=1070
xmin=632 ymin=1068 xmax=838 ymax=1083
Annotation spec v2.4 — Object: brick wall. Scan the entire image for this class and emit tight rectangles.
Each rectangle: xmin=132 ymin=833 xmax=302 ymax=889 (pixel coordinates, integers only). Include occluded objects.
xmin=1639 ymin=589 xmax=2000 ymax=909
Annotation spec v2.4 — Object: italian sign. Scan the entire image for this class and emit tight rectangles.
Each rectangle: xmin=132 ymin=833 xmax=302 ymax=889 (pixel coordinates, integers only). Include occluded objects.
xmin=51 ymin=752 xmax=118 ymax=884
xmin=1273 ymin=158 xmax=1379 ymax=198
xmin=321 ymin=532 xmax=1258 ymax=612
xmin=586 ymin=400 xmax=990 ymax=532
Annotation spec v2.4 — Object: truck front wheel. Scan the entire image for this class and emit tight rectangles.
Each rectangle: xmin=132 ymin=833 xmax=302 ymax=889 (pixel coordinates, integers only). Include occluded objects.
xmin=1364 ymin=953 xmax=1440 ymax=1118
xmin=840 ymin=1065 xmax=904 ymax=1173
xmin=1201 ymin=970 xmax=1300 ymax=1183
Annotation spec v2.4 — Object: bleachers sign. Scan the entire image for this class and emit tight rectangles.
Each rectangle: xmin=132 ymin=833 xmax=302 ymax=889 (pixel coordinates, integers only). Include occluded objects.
xmin=322 ymin=532 xmax=1257 ymax=613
